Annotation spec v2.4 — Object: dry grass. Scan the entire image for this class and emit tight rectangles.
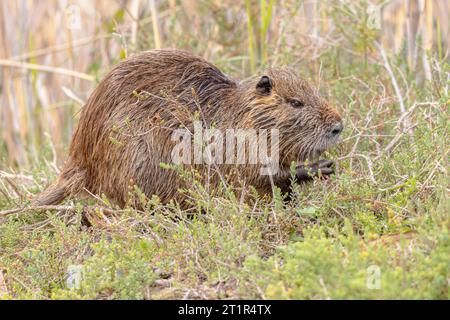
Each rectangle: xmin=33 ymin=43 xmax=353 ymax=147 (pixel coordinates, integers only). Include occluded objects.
xmin=0 ymin=0 xmax=448 ymax=168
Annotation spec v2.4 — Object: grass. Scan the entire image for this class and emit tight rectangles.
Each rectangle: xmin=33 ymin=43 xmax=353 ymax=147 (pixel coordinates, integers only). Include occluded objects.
xmin=0 ymin=0 xmax=449 ymax=300
xmin=1 ymin=73 xmax=448 ymax=299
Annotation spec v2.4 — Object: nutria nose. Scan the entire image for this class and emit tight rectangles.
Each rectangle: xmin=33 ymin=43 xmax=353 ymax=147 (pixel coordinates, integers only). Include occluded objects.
xmin=330 ymin=122 xmax=343 ymax=136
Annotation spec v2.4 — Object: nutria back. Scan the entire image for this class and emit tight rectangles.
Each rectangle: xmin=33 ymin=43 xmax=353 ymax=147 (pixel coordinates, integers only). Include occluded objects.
xmin=34 ymin=49 xmax=342 ymax=207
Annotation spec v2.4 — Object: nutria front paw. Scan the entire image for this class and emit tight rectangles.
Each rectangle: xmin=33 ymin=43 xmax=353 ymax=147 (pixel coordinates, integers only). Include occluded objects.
xmin=296 ymin=160 xmax=335 ymax=181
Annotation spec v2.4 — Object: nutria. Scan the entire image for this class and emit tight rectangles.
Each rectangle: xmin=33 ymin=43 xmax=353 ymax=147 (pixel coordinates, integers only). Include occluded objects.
xmin=34 ymin=49 xmax=343 ymax=207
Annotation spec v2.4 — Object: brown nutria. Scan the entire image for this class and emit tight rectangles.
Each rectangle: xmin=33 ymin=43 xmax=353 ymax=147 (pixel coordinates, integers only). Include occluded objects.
xmin=33 ymin=49 xmax=343 ymax=207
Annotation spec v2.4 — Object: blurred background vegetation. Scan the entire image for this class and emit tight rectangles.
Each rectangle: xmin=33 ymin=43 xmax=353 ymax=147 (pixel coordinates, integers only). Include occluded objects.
xmin=0 ymin=0 xmax=448 ymax=169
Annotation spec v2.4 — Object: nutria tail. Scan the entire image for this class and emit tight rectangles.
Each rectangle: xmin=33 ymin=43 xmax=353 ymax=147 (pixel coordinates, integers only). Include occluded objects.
xmin=31 ymin=166 xmax=85 ymax=206
xmin=31 ymin=182 xmax=69 ymax=206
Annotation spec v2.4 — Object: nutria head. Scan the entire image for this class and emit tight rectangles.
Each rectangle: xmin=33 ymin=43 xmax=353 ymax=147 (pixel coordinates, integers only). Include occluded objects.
xmin=244 ymin=68 xmax=343 ymax=165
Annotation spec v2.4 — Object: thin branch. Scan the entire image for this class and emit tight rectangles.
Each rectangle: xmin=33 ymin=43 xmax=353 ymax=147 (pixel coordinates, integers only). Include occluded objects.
xmin=0 ymin=205 xmax=70 ymax=217
xmin=0 ymin=59 xmax=95 ymax=81
xmin=0 ymin=204 xmax=142 ymax=217
xmin=383 ymin=102 xmax=438 ymax=155
xmin=375 ymin=41 xmax=407 ymax=114
xmin=8 ymin=34 xmax=111 ymax=61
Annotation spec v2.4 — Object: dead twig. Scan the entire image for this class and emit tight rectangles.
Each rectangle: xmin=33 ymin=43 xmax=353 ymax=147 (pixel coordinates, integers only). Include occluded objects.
xmin=0 ymin=59 xmax=94 ymax=81
xmin=0 ymin=205 xmax=72 ymax=217
xmin=382 ymin=102 xmax=439 ymax=156
xmin=338 ymin=153 xmax=377 ymax=184
xmin=3 ymin=177 xmax=24 ymax=200
xmin=375 ymin=42 xmax=411 ymax=132
xmin=0 ymin=270 xmax=9 ymax=297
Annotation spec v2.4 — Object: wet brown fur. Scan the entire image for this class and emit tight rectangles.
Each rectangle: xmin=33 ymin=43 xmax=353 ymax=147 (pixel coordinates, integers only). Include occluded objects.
xmin=34 ymin=49 xmax=342 ymax=207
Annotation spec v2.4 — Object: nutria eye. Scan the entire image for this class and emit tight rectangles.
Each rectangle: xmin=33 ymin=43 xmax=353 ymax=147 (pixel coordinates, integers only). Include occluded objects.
xmin=289 ymin=99 xmax=304 ymax=108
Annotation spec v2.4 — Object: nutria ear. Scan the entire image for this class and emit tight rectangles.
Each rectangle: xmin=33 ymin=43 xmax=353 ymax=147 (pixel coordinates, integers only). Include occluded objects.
xmin=256 ymin=76 xmax=273 ymax=95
